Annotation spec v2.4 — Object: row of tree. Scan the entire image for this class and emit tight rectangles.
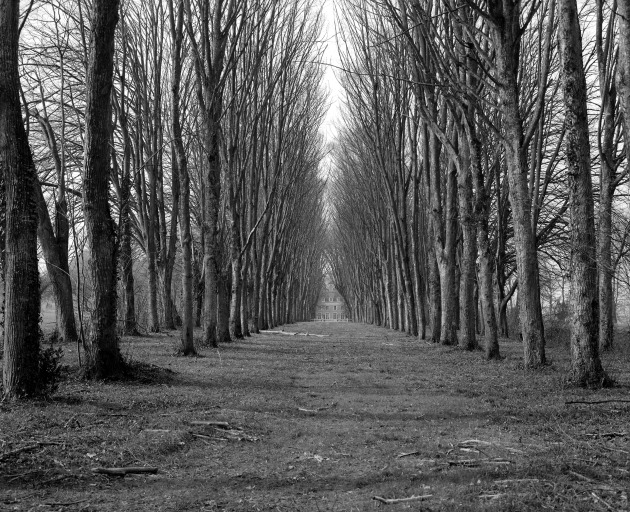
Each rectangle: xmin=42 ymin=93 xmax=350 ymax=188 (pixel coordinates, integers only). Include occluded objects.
xmin=327 ymin=0 xmax=628 ymax=387
xmin=1 ymin=0 xmax=328 ymax=398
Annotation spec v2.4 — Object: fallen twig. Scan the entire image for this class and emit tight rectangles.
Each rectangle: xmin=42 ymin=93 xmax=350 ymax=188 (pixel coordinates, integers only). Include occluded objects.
xmin=297 ymin=406 xmax=331 ymax=413
xmin=397 ymin=451 xmax=421 ymax=458
xmin=373 ymin=494 xmax=432 ymax=505
xmin=44 ymin=499 xmax=88 ymax=507
xmin=591 ymin=492 xmax=614 ymax=511
xmin=188 ymin=421 xmax=230 ymax=429
xmin=495 ymin=478 xmax=540 ymax=484
xmin=91 ymin=467 xmax=158 ymax=476
xmin=565 ymin=399 xmax=630 ymax=405
xmin=260 ymin=330 xmax=330 ymax=337
xmin=0 ymin=444 xmax=40 ymax=461
xmin=584 ymin=431 xmax=627 ymax=438
xmin=479 ymin=494 xmax=506 ymax=499
xmin=567 ymin=470 xmax=597 ymax=483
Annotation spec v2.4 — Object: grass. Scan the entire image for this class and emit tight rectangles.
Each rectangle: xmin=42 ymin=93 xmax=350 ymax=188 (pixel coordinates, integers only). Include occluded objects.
xmin=1 ymin=322 xmax=629 ymax=511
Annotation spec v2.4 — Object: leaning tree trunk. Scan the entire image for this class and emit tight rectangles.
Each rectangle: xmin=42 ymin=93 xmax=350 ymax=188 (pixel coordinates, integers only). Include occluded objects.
xmin=35 ymin=182 xmax=77 ymax=343
xmin=0 ymin=0 xmax=41 ymax=398
xmin=82 ymin=0 xmax=123 ymax=379
xmin=558 ymin=0 xmax=606 ymax=387
xmin=31 ymin=113 xmax=78 ymax=343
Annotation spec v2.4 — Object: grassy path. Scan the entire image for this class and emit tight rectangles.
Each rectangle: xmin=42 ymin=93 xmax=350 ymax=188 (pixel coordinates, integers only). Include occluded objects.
xmin=1 ymin=322 xmax=629 ymax=510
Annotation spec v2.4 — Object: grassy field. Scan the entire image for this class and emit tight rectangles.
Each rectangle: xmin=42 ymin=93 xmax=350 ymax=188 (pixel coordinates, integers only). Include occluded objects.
xmin=1 ymin=322 xmax=629 ymax=511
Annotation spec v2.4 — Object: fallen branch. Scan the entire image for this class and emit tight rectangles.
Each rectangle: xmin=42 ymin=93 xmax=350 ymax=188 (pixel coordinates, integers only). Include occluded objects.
xmin=0 ymin=444 xmax=40 ymax=461
xmin=479 ymin=494 xmax=506 ymax=499
xmin=260 ymin=330 xmax=330 ymax=337
xmin=567 ymin=470 xmax=597 ymax=483
xmin=591 ymin=492 xmax=614 ymax=511
xmin=397 ymin=451 xmax=421 ymax=458
xmin=584 ymin=431 xmax=627 ymax=438
xmin=91 ymin=467 xmax=158 ymax=476
xmin=446 ymin=458 xmax=511 ymax=467
xmin=297 ymin=406 xmax=331 ymax=413
xmin=373 ymin=495 xmax=432 ymax=505
xmin=495 ymin=478 xmax=540 ymax=484
xmin=44 ymin=499 xmax=88 ymax=507
xmin=565 ymin=399 xmax=630 ymax=405
xmin=188 ymin=421 xmax=230 ymax=429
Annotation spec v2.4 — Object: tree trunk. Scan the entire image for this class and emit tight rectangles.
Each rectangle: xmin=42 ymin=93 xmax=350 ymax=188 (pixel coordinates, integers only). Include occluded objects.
xmin=1 ymin=0 xmax=41 ymax=398
xmin=489 ymin=1 xmax=546 ymax=366
xmin=558 ymin=0 xmax=606 ymax=386
xmin=169 ymin=0 xmax=195 ymax=354
xmin=81 ymin=0 xmax=123 ymax=378
xmin=34 ymin=183 xmax=77 ymax=343
xmin=457 ymin=137 xmax=477 ymax=351
xmin=119 ymin=177 xmax=137 ymax=336
xmin=470 ymin=134 xmax=500 ymax=359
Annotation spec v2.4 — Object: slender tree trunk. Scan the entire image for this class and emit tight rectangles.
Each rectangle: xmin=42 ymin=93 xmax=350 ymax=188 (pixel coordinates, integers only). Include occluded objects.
xmin=81 ymin=0 xmax=123 ymax=378
xmin=147 ymin=166 xmax=160 ymax=332
xmin=118 ymin=162 xmax=138 ymax=335
xmin=169 ymin=0 xmax=194 ymax=354
xmin=558 ymin=0 xmax=606 ymax=386
xmin=470 ymin=134 xmax=500 ymax=359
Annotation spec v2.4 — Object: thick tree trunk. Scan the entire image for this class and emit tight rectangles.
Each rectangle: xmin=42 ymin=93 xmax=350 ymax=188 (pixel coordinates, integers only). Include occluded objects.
xmin=216 ymin=270 xmax=230 ymax=343
xmin=490 ymin=1 xmax=546 ymax=366
xmin=437 ymin=160 xmax=458 ymax=346
xmin=558 ymin=0 xmax=606 ymax=386
xmin=1 ymin=0 xmax=41 ymax=398
xmin=457 ymin=139 xmax=477 ymax=351
xmin=81 ymin=0 xmax=123 ymax=378
xmin=428 ymin=244 xmax=441 ymax=343
xmin=613 ymin=0 xmax=630 ymax=349
xmin=240 ymin=255 xmax=251 ymax=336
xmin=201 ymin=107 xmax=221 ymax=346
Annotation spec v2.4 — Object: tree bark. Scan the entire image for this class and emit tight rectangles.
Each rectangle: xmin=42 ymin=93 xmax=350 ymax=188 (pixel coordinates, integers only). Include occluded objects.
xmin=457 ymin=134 xmax=477 ymax=350
xmin=1 ymin=0 xmax=41 ymax=398
xmin=169 ymin=0 xmax=195 ymax=354
xmin=489 ymin=0 xmax=546 ymax=366
xmin=470 ymin=134 xmax=500 ymax=359
xmin=81 ymin=0 xmax=123 ymax=379
xmin=558 ymin=0 xmax=606 ymax=386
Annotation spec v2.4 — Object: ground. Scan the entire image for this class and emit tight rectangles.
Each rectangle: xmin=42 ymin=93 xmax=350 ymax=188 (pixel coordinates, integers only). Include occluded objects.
xmin=1 ymin=322 xmax=629 ymax=511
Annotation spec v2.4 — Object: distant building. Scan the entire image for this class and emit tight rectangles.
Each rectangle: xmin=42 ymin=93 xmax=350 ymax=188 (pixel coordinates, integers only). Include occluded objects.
xmin=313 ymin=275 xmax=348 ymax=322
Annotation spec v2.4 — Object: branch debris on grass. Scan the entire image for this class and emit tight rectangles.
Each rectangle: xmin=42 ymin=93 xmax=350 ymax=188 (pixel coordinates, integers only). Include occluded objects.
xmin=91 ymin=467 xmax=158 ymax=477
xmin=373 ymin=494 xmax=432 ymax=505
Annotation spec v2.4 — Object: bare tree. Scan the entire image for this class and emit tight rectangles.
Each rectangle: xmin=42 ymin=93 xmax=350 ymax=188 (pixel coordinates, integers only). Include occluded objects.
xmin=1 ymin=0 xmax=41 ymax=398
xmin=82 ymin=0 xmax=124 ymax=378
xmin=558 ymin=0 xmax=607 ymax=386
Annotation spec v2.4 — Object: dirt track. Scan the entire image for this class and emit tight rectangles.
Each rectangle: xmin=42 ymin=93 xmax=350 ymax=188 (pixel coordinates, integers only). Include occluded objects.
xmin=1 ymin=322 xmax=629 ymax=510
